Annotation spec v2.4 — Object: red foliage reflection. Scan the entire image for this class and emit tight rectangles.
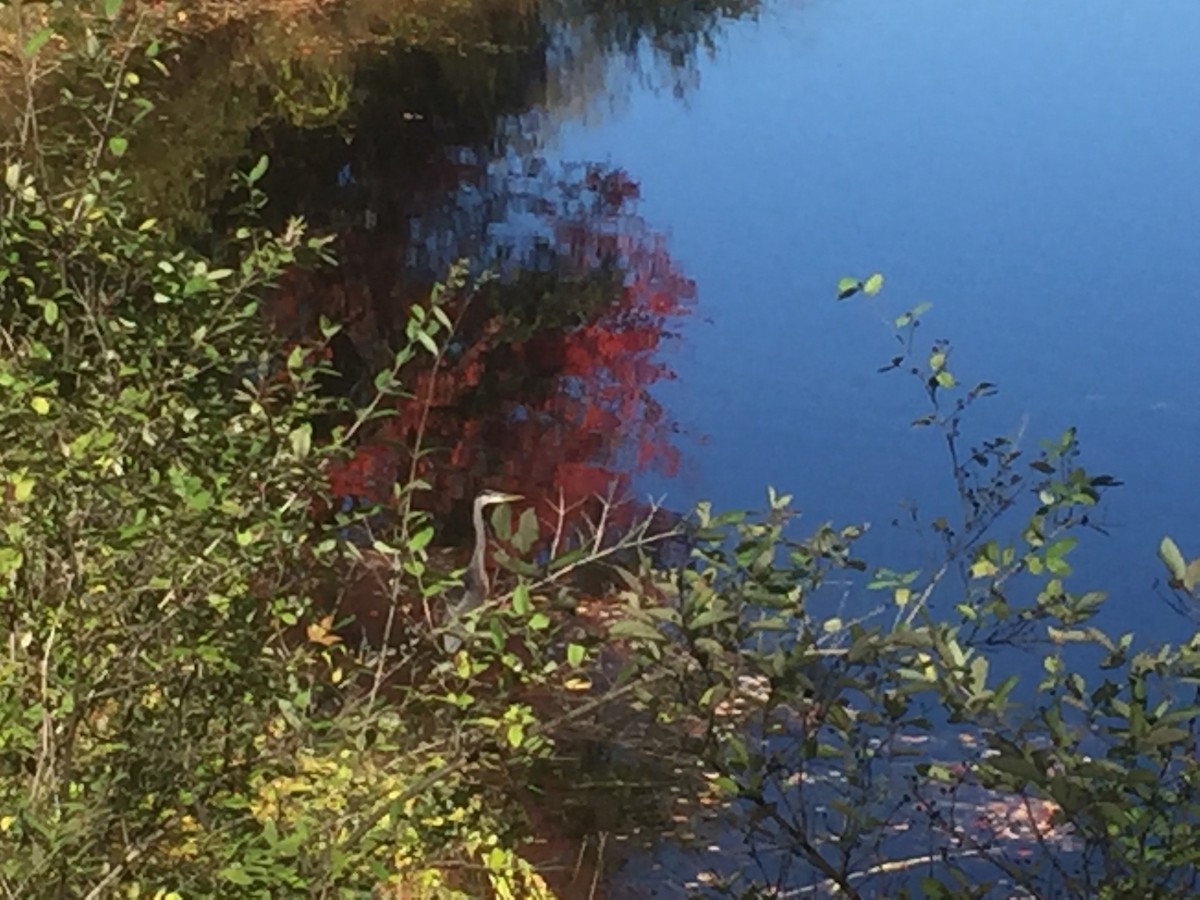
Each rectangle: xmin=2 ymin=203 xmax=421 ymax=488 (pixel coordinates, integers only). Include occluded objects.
xmin=268 ymin=159 xmax=693 ymax=539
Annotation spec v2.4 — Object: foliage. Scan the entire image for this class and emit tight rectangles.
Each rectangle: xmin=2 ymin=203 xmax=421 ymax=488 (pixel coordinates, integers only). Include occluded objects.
xmin=274 ymin=160 xmax=692 ymax=540
xmin=591 ymin=275 xmax=1200 ymax=898
xmin=0 ymin=16 xmax=653 ymax=898
xmin=10 ymin=4 xmax=1200 ymax=898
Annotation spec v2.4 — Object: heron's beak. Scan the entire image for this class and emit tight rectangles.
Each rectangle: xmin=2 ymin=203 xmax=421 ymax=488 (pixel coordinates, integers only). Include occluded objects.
xmin=495 ymin=492 xmax=524 ymax=503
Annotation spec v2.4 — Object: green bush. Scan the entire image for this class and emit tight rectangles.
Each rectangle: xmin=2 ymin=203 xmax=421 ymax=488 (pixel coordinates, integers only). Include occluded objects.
xmin=0 ymin=12 xmax=574 ymax=896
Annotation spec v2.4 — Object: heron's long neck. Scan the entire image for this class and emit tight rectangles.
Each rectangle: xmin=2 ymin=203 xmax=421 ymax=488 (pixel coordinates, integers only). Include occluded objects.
xmin=468 ymin=500 xmax=488 ymax=593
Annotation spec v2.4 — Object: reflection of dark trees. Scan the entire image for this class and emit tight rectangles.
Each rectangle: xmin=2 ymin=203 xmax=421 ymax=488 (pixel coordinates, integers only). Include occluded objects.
xmin=554 ymin=0 xmax=760 ymax=66
xmin=233 ymin=0 xmax=761 ymax=531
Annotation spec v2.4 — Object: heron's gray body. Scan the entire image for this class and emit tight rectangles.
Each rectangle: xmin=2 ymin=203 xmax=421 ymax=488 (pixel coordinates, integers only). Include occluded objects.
xmin=442 ymin=490 xmax=520 ymax=651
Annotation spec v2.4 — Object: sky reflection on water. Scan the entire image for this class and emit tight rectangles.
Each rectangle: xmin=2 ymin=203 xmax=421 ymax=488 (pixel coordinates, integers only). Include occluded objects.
xmin=538 ymin=0 xmax=1200 ymax=648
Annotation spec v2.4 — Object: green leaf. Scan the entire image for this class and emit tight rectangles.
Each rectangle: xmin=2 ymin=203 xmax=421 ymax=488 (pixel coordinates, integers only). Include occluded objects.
xmin=1143 ymin=725 xmax=1190 ymax=747
xmin=12 ymin=476 xmax=35 ymax=503
xmin=528 ymin=612 xmax=551 ymax=631
xmin=567 ymin=643 xmax=586 ymax=666
xmin=689 ymin=607 xmax=737 ymax=630
xmin=1046 ymin=537 xmax=1078 ymax=560
xmin=1185 ymin=559 xmax=1200 ymax=593
xmin=835 ymin=277 xmax=861 ymax=300
xmin=30 ymin=396 xmax=50 ymax=415
xmin=247 ymin=154 xmax=270 ymax=184
xmin=108 ymin=135 xmax=129 ymax=158
xmin=511 ymin=508 xmax=539 ymax=554
xmin=506 ymin=723 xmax=524 ymax=748
xmin=289 ymin=423 xmax=312 ymax=460
xmin=608 ymin=619 xmax=665 ymax=643
xmin=1159 ymin=536 xmax=1188 ymax=584
xmin=4 ymin=163 xmax=19 ymax=192
xmin=219 ymin=866 xmax=254 ymax=886
xmin=104 ymin=0 xmax=123 ymax=17
xmin=862 ymin=272 xmax=884 ymax=295
xmin=986 ymin=752 xmax=1043 ymax=785
xmin=512 ymin=583 xmax=532 ymax=616
xmin=935 ymin=370 xmax=956 ymax=389
xmin=416 ymin=329 xmax=439 ymax=355
xmin=490 ymin=505 xmax=512 ymax=541
xmin=43 ymin=300 xmax=58 ymax=325
xmin=21 ymin=28 xmax=54 ymax=58
xmin=409 ymin=526 xmax=434 ymax=553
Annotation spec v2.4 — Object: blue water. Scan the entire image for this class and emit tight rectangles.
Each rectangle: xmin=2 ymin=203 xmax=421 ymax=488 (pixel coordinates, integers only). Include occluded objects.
xmin=541 ymin=0 xmax=1200 ymax=648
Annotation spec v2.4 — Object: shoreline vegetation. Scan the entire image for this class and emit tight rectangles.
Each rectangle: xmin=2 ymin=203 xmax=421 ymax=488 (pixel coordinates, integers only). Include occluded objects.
xmin=4 ymin=2 xmax=1200 ymax=898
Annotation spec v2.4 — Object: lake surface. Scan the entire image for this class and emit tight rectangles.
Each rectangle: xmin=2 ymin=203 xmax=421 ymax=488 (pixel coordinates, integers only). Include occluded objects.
xmin=239 ymin=0 xmax=1200 ymax=892
xmin=532 ymin=0 xmax=1200 ymax=649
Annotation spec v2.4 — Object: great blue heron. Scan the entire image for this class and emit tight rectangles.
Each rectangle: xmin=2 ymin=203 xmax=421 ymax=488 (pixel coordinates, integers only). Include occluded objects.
xmin=442 ymin=489 xmax=523 ymax=651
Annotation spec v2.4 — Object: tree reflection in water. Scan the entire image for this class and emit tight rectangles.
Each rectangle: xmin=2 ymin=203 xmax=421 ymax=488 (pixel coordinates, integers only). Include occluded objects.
xmin=267 ymin=140 xmax=695 ymax=543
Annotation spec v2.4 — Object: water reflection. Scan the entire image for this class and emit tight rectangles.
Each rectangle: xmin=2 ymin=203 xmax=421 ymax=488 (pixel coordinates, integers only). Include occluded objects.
xmin=251 ymin=13 xmax=731 ymax=536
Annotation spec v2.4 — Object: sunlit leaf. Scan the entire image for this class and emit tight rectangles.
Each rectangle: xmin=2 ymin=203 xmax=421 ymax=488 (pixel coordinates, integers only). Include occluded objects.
xmin=409 ymin=526 xmax=434 ymax=553
xmin=1159 ymin=536 xmax=1187 ymax=585
xmin=835 ymin=276 xmax=861 ymax=300
xmin=247 ymin=154 xmax=269 ymax=184
xmin=415 ymin=330 xmax=439 ymax=355
xmin=512 ymin=583 xmax=532 ymax=616
xmin=862 ymin=273 xmax=884 ymax=295
xmin=219 ymin=866 xmax=253 ymax=886
xmin=12 ymin=476 xmax=35 ymax=503
xmin=289 ymin=423 xmax=312 ymax=460
xmin=108 ymin=135 xmax=129 ymax=158
xmin=22 ymin=28 xmax=53 ymax=58
xmin=969 ymin=558 xmax=998 ymax=579
xmin=1185 ymin=559 xmax=1200 ymax=593
xmin=305 ymin=616 xmax=341 ymax=647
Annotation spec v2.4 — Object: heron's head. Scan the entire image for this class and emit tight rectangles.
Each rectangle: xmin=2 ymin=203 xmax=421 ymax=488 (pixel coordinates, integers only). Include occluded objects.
xmin=475 ymin=490 xmax=523 ymax=510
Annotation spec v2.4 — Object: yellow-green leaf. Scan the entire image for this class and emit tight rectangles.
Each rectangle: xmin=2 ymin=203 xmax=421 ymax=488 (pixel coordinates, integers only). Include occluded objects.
xmin=836 ymin=276 xmax=861 ymax=300
xmin=22 ymin=28 xmax=54 ymax=58
xmin=289 ymin=423 xmax=312 ymax=460
xmin=30 ymin=396 xmax=50 ymax=415
xmin=1185 ymin=559 xmax=1200 ymax=593
xmin=862 ymin=273 xmax=884 ymax=295
xmin=1159 ymin=536 xmax=1188 ymax=584
xmin=12 ymin=476 xmax=35 ymax=503
xmin=970 ymin=558 xmax=999 ymax=579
